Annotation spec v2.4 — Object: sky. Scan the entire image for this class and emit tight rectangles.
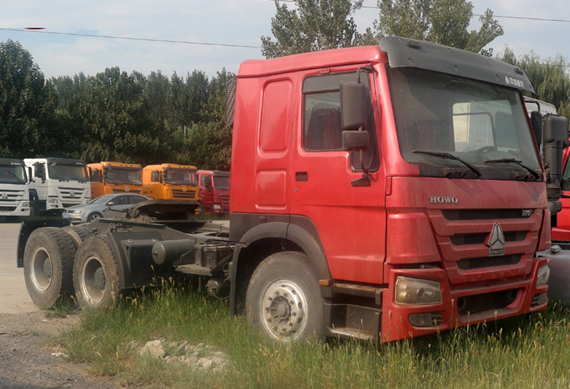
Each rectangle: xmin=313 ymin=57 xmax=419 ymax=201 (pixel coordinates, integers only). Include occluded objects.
xmin=0 ymin=0 xmax=568 ymax=80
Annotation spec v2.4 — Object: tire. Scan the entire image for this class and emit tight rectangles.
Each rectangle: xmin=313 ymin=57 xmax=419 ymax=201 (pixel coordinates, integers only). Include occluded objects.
xmin=87 ymin=212 xmax=102 ymax=222
xmin=245 ymin=251 xmax=324 ymax=343
xmin=63 ymin=224 xmax=95 ymax=248
xmin=73 ymin=235 xmax=120 ymax=310
xmin=23 ymin=227 xmax=76 ymax=309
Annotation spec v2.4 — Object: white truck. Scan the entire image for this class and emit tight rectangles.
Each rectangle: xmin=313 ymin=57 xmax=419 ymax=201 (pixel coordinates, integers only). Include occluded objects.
xmin=24 ymin=158 xmax=91 ymax=216
xmin=0 ymin=158 xmax=30 ymax=220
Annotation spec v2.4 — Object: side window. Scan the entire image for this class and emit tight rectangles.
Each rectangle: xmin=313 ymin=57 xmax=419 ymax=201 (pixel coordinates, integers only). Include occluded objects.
xmin=91 ymin=169 xmax=101 ymax=183
xmin=129 ymin=195 xmax=146 ymax=204
xmin=302 ymin=72 xmax=379 ymax=171
xmin=151 ymin=170 xmax=160 ymax=182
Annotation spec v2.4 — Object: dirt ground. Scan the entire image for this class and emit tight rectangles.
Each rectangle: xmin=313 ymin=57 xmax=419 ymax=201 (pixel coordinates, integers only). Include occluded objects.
xmin=0 ymin=223 xmax=120 ymax=389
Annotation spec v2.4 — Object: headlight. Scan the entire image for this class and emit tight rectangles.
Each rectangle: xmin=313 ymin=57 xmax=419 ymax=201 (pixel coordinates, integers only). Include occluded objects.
xmin=70 ymin=209 xmax=84 ymax=214
xmin=536 ymin=264 xmax=550 ymax=286
xmin=22 ymin=201 xmax=30 ymax=207
xmin=48 ymin=199 xmax=58 ymax=204
xmin=395 ymin=276 xmax=442 ymax=305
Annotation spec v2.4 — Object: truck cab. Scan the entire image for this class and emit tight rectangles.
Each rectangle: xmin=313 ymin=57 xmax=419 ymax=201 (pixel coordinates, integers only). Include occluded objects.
xmin=142 ymin=163 xmax=199 ymax=201
xmin=88 ymin=161 xmax=143 ymax=199
xmin=0 ymin=158 xmax=30 ymax=219
xmin=24 ymin=158 xmax=90 ymax=215
xmin=229 ymin=37 xmax=553 ymax=342
xmin=198 ymin=170 xmax=230 ymax=214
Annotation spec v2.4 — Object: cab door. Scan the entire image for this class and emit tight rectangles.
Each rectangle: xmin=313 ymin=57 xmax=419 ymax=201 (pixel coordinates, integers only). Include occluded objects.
xmin=289 ymin=68 xmax=386 ymax=285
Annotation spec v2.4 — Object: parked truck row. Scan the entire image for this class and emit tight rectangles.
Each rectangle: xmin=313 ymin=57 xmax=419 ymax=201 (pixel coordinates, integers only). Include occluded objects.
xmin=15 ymin=36 xmax=569 ymax=344
xmin=0 ymin=158 xmax=229 ymax=219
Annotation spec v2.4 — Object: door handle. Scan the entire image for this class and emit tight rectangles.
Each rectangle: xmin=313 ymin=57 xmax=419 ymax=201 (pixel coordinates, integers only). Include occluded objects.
xmin=295 ymin=171 xmax=308 ymax=182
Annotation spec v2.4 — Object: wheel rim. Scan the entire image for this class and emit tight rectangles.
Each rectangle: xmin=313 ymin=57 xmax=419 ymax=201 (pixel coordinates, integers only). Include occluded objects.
xmin=31 ymin=248 xmax=52 ymax=291
xmin=260 ymin=279 xmax=308 ymax=341
xmin=89 ymin=214 xmax=100 ymax=221
xmin=81 ymin=256 xmax=106 ymax=305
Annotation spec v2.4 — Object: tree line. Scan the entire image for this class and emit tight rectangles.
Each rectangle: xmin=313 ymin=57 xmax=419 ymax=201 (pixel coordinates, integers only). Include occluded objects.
xmin=0 ymin=40 xmax=232 ymax=170
xmin=1 ymin=0 xmax=569 ymax=170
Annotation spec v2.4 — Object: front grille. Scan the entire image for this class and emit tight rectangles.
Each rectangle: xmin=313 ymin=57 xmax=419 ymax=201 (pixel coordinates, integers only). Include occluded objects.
xmin=457 ymin=255 xmax=521 ymax=270
xmin=450 ymin=231 xmax=527 ymax=245
xmin=172 ymin=189 xmax=196 ymax=199
xmin=0 ymin=189 xmax=25 ymax=201
xmin=443 ymin=209 xmax=533 ymax=220
xmin=457 ymin=289 xmax=519 ymax=316
xmin=58 ymin=186 xmax=87 ymax=200
xmin=429 ymin=208 xmax=542 ymax=284
xmin=113 ymin=189 xmax=141 ymax=194
xmin=0 ymin=206 xmax=17 ymax=212
xmin=219 ymin=194 xmax=230 ymax=209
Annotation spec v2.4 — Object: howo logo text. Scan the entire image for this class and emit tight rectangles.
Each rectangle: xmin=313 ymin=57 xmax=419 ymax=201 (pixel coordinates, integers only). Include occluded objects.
xmin=429 ymin=196 xmax=458 ymax=204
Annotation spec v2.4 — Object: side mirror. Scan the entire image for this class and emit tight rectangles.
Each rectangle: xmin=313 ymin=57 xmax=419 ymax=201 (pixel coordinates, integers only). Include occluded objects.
xmin=340 ymin=81 xmax=367 ymax=131
xmin=342 ymin=130 xmax=369 ymax=151
xmin=530 ymin=111 xmax=543 ymax=147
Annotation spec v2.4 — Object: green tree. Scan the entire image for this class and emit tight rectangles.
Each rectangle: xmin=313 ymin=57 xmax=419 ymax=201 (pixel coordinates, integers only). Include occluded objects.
xmin=362 ymin=0 xmax=503 ymax=55
xmin=497 ymin=49 xmax=570 ymax=119
xmin=65 ymin=67 xmax=169 ymax=165
xmin=261 ymin=0 xmax=364 ymax=58
xmin=174 ymin=69 xmax=234 ymax=170
xmin=0 ymin=40 xmax=58 ymax=158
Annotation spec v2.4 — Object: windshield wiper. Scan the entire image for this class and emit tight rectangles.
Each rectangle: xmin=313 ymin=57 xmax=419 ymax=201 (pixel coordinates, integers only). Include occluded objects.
xmin=484 ymin=158 xmax=541 ymax=180
xmin=413 ymin=150 xmax=482 ymax=178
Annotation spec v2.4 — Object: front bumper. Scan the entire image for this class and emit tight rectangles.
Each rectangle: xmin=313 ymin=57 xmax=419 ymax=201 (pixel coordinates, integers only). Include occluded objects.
xmin=381 ymin=257 xmax=549 ymax=342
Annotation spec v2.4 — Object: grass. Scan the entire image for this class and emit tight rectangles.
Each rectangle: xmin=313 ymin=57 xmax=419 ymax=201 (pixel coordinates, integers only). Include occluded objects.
xmin=56 ymin=278 xmax=570 ymax=388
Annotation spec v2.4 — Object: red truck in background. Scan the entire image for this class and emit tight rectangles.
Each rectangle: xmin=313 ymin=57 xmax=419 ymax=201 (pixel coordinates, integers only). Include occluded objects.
xmin=198 ymin=170 xmax=230 ymax=214
xmin=17 ymin=36 xmax=564 ymax=344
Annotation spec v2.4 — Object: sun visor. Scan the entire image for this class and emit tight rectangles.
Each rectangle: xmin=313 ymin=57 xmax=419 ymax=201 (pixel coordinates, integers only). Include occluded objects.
xmin=379 ymin=36 xmax=534 ymax=93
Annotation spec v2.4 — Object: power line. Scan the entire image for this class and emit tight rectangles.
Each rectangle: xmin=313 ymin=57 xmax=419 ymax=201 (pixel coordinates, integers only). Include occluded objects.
xmin=268 ymin=0 xmax=570 ymax=24
xmin=0 ymin=28 xmax=262 ymax=49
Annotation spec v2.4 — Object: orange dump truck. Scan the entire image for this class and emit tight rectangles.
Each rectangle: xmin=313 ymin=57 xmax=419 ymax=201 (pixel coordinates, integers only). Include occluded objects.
xmin=142 ymin=163 xmax=199 ymax=201
xmin=88 ymin=161 xmax=143 ymax=199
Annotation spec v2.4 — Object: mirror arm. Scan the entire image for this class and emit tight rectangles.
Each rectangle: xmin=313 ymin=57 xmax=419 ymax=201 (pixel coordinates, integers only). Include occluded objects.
xmin=351 ymin=126 xmax=371 ymax=187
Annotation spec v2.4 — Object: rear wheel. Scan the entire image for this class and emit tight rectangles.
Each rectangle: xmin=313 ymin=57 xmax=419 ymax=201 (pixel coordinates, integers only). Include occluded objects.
xmin=63 ymin=224 xmax=95 ymax=248
xmin=73 ymin=235 xmax=120 ymax=310
xmin=245 ymin=252 xmax=324 ymax=342
xmin=23 ymin=227 xmax=76 ymax=309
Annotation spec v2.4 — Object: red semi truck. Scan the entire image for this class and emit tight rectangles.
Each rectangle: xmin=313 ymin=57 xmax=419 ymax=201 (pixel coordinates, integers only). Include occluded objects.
xmin=198 ymin=170 xmax=230 ymax=214
xmin=17 ymin=36 xmax=562 ymax=343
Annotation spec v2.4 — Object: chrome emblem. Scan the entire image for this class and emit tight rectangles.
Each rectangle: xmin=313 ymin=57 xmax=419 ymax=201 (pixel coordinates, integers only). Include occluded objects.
xmin=429 ymin=196 xmax=458 ymax=204
xmin=125 ymin=186 xmax=130 ymax=192
xmin=183 ymin=186 xmax=187 ymax=192
xmin=69 ymin=191 xmax=76 ymax=198
xmin=487 ymin=223 xmax=505 ymax=257
xmin=0 ymin=193 xmax=7 ymax=200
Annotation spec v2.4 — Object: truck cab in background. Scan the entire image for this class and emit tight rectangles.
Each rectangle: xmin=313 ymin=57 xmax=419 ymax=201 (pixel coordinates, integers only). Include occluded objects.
xmin=198 ymin=170 xmax=230 ymax=214
xmin=24 ymin=158 xmax=90 ymax=216
xmin=0 ymin=158 xmax=30 ymax=219
xmin=142 ymin=163 xmax=199 ymax=201
xmin=88 ymin=161 xmax=143 ymax=199
xmin=524 ymin=97 xmax=570 ymax=241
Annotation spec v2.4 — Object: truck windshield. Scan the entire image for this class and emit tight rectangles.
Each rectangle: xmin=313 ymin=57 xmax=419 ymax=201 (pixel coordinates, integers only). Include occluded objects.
xmin=387 ymin=67 xmax=541 ymax=180
xmin=0 ymin=164 xmax=26 ymax=184
xmin=47 ymin=164 xmax=89 ymax=182
xmin=213 ymin=176 xmax=230 ymax=190
xmin=106 ymin=168 xmax=142 ymax=185
xmin=165 ymin=169 xmax=197 ymax=185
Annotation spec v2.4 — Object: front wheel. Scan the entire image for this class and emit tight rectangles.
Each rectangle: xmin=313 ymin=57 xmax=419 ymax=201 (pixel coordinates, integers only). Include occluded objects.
xmin=23 ymin=227 xmax=76 ymax=309
xmin=87 ymin=212 xmax=102 ymax=222
xmin=245 ymin=252 xmax=324 ymax=343
xmin=73 ymin=235 xmax=120 ymax=310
